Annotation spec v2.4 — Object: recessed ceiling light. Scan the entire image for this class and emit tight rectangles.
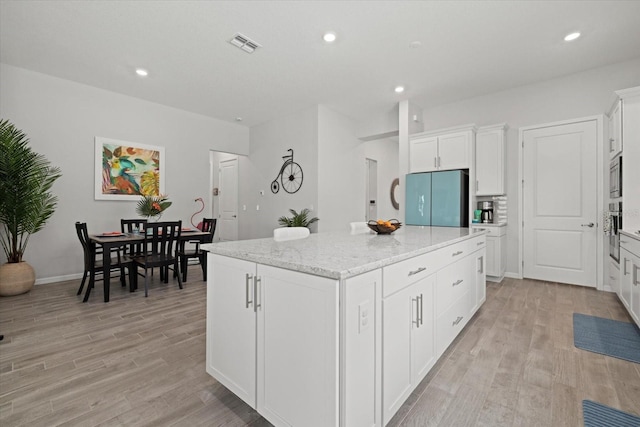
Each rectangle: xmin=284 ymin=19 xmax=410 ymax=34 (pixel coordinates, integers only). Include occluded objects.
xmin=235 ymin=117 xmax=243 ymax=122
xmin=323 ymin=32 xmax=336 ymax=43
xmin=395 ymin=86 xmax=405 ymax=93
xmin=564 ymin=32 xmax=581 ymax=42
xmin=135 ymin=68 xmax=148 ymax=77
xmin=409 ymin=41 xmax=422 ymax=49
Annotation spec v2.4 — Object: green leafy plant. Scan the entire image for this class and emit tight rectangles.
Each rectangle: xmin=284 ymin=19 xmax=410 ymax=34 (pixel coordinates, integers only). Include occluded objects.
xmin=0 ymin=119 xmax=62 ymax=263
xmin=277 ymin=208 xmax=319 ymax=228
xmin=136 ymin=194 xmax=172 ymax=219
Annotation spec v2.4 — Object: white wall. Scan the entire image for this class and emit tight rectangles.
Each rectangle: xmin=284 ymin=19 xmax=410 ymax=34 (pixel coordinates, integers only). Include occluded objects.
xmin=418 ymin=57 xmax=640 ymax=275
xmin=0 ymin=64 xmax=249 ymax=283
xmin=243 ymin=106 xmax=320 ymax=239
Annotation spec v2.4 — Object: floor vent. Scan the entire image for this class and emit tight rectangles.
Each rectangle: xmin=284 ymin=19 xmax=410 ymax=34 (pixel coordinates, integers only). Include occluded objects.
xmin=229 ymin=33 xmax=261 ymax=53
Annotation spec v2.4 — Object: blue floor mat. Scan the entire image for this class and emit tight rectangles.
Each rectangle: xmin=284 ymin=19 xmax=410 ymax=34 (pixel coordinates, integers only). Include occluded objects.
xmin=583 ymin=400 xmax=640 ymax=427
xmin=573 ymin=313 xmax=640 ymax=364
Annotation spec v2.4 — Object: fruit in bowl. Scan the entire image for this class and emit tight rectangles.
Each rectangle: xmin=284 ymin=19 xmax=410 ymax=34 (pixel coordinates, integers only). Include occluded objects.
xmin=367 ymin=219 xmax=402 ymax=234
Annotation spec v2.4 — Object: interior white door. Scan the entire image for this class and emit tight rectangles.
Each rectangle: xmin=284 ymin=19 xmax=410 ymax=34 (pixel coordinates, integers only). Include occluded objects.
xmin=523 ymin=120 xmax=597 ymax=286
xmin=219 ymin=158 xmax=238 ymax=241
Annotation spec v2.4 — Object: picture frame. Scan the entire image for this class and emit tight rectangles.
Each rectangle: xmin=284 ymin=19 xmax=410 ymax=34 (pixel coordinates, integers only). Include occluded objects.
xmin=94 ymin=137 xmax=166 ymax=201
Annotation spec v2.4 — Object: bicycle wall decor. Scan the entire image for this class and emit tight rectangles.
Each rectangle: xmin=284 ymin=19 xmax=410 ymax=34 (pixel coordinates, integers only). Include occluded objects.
xmin=271 ymin=148 xmax=304 ymax=194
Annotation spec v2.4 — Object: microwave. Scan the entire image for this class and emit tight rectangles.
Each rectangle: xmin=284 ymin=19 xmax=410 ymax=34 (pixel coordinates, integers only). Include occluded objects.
xmin=610 ymin=156 xmax=622 ymax=198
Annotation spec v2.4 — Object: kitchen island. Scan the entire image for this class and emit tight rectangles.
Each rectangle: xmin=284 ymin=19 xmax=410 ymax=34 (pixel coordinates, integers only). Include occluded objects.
xmin=201 ymin=226 xmax=486 ymax=427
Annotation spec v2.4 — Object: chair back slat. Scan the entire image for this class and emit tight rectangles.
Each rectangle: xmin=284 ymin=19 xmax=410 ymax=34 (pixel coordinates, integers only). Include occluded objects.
xmin=201 ymin=218 xmax=217 ymax=244
xmin=143 ymin=221 xmax=182 ymax=262
xmin=75 ymin=222 xmax=95 ymax=270
xmin=121 ymin=219 xmax=147 ymax=255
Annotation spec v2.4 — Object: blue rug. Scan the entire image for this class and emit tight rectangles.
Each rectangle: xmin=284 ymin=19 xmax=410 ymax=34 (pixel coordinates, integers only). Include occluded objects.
xmin=573 ymin=313 xmax=640 ymax=364
xmin=583 ymin=400 xmax=640 ymax=427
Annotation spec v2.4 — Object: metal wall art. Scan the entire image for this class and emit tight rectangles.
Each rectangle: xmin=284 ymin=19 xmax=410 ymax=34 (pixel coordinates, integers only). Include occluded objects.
xmin=271 ymin=148 xmax=304 ymax=194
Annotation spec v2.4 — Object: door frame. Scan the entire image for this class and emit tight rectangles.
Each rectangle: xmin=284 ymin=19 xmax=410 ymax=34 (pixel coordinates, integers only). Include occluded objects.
xmin=517 ymin=115 xmax=605 ymax=290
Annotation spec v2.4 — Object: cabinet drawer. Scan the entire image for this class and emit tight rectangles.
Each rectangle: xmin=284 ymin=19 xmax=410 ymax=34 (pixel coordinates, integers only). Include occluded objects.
xmin=383 ymin=250 xmax=441 ymax=297
xmin=435 ymin=257 xmax=471 ymax=316
xmin=471 ymin=225 xmax=505 ymax=237
xmin=621 ymin=234 xmax=640 ymax=258
xmin=436 ymin=291 xmax=471 ymax=356
xmin=443 ymin=235 xmax=485 ymax=263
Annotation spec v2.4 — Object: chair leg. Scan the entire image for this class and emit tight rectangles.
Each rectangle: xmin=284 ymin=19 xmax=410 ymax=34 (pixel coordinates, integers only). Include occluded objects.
xmin=83 ymin=272 xmax=94 ymax=302
xmin=144 ymin=267 xmax=149 ymax=297
xmin=128 ymin=265 xmax=137 ymax=292
xmin=120 ymin=265 xmax=127 ymax=287
xmin=176 ymin=260 xmax=183 ymax=290
xmin=77 ymin=270 xmax=88 ymax=295
xmin=182 ymin=256 xmax=188 ymax=282
xmin=199 ymin=254 xmax=207 ymax=281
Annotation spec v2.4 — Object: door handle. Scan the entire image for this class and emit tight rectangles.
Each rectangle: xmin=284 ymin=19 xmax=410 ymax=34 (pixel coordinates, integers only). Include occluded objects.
xmin=581 ymin=222 xmax=594 ymax=228
xmin=232 ymin=215 xmax=237 ymax=218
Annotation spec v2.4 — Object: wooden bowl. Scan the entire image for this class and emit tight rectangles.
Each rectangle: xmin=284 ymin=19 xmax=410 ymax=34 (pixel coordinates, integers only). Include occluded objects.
xmin=367 ymin=219 xmax=402 ymax=234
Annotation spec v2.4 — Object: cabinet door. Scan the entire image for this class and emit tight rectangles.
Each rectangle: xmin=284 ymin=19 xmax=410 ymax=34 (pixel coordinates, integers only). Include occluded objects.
xmin=485 ymin=236 xmax=498 ymax=277
xmin=609 ymin=100 xmax=622 ymax=159
xmin=412 ymin=275 xmax=436 ymax=382
xmin=410 ymin=136 xmax=438 ymax=173
xmin=475 ymin=250 xmax=486 ymax=309
xmin=630 ymin=254 xmax=640 ymax=325
xmin=256 ymin=265 xmax=339 ymax=427
xmin=620 ymin=249 xmax=633 ymax=310
xmin=382 ymin=285 xmax=414 ymax=425
xmin=206 ymin=255 xmax=257 ymax=407
xmin=437 ymin=132 xmax=469 ymax=171
xmin=475 ymin=129 xmax=504 ymax=195
xmin=609 ymin=259 xmax=620 ymax=295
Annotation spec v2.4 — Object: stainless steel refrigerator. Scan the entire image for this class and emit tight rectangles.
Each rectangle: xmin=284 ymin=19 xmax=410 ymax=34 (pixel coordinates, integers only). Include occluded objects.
xmin=405 ymin=170 xmax=469 ymax=227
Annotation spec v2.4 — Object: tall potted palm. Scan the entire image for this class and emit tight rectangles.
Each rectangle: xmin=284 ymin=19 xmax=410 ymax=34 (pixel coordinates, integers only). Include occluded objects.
xmin=0 ymin=119 xmax=62 ymax=296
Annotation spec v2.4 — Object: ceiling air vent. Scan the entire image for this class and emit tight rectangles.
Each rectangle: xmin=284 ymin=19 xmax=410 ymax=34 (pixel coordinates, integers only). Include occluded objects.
xmin=229 ymin=33 xmax=261 ymax=54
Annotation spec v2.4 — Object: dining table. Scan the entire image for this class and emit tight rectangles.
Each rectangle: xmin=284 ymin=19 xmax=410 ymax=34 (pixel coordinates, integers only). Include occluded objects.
xmin=88 ymin=228 xmax=210 ymax=302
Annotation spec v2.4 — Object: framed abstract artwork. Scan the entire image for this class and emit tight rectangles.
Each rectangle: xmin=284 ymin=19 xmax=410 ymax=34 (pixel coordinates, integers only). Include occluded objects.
xmin=94 ymin=137 xmax=166 ymax=200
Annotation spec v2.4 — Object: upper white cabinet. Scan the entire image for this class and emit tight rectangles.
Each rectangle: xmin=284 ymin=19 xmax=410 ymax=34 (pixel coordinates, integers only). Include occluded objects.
xmin=607 ymin=98 xmax=622 ymax=160
xmin=475 ymin=123 xmax=507 ymax=196
xmin=409 ymin=124 xmax=475 ymax=173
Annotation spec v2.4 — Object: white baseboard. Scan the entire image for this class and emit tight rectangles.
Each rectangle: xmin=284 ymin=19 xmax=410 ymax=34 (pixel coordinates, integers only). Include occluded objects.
xmin=486 ymin=275 xmax=504 ymax=283
xmin=504 ymin=272 xmax=522 ymax=279
xmin=35 ymin=273 xmax=83 ymax=286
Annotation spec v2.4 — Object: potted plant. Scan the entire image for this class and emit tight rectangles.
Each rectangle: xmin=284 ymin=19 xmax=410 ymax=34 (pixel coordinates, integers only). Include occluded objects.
xmin=0 ymin=119 xmax=62 ymax=296
xmin=277 ymin=208 xmax=319 ymax=229
xmin=136 ymin=194 xmax=171 ymax=222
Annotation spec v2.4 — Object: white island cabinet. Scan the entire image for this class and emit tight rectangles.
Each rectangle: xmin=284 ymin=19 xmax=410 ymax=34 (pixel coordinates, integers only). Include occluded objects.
xmin=202 ymin=226 xmax=486 ymax=427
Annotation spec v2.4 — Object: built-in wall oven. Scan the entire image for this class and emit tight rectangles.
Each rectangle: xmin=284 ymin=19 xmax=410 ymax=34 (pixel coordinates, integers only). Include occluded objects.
xmin=609 ymin=201 xmax=622 ymax=263
xmin=610 ymin=156 xmax=622 ymax=198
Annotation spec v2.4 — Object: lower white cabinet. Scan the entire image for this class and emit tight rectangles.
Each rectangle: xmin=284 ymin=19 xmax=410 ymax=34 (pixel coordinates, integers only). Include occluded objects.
xmin=382 ymin=273 xmax=435 ymax=425
xmin=207 ymin=254 xmax=339 ymax=427
xmin=206 ymin=233 xmax=487 ymax=427
xmin=609 ymin=259 xmax=620 ymax=295
xmin=620 ymin=234 xmax=640 ymax=327
xmin=472 ymin=224 xmax=505 ymax=281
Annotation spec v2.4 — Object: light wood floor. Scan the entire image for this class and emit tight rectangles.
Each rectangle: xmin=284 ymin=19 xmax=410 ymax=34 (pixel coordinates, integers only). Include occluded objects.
xmin=1 ymin=270 xmax=639 ymax=426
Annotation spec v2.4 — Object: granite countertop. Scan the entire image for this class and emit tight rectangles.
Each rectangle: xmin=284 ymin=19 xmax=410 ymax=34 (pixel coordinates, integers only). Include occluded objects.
xmin=201 ymin=226 xmax=486 ymax=280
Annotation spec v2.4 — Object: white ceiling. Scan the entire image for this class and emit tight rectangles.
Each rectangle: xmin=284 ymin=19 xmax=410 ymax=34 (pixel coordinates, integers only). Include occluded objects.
xmin=2 ymin=1 xmax=640 ymax=127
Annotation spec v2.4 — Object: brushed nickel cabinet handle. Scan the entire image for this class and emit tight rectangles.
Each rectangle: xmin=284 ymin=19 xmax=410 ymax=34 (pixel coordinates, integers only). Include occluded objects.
xmin=434 ymin=157 xmax=437 ymax=168
xmin=408 ymin=267 xmax=426 ymax=276
xmin=419 ymin=294 xmax=424 ymax=326
xmin=452 ymin=316 xmax=464 ymax=326
xmin=253 ymin=276 xmax=261 ymax=312
xmin=477 ymin=241 xmax=484 ymax=246
xmin=412 ymin=296 xmax=420 ymax=328
xmin=452 ymin=279 xmax=463 ymax=287
xmin=452 ymin=251 xmax=463 ymax=257
xmin=245 ymin=273 xmax=253 ymax=308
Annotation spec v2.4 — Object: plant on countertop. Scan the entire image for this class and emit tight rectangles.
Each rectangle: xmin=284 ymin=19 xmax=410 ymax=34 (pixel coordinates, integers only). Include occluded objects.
xmin=0 ymin=119 xmax=62 ymax=263
xmin=136 ymin=194 xmax=172 ymax=220
xmin=277 ymin=208 xmax=319 ymax=228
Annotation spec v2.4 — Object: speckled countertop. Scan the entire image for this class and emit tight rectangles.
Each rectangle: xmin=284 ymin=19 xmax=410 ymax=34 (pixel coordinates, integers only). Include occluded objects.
xmin=201 ymin=226 xmax=486 ymax=280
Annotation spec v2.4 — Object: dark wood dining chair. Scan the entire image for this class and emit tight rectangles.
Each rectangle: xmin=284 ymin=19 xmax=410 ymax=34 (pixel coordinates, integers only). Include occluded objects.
xmin=132 ymin=220 xmax=182 ymax=297
xmin=178 ymin=218 xmax=216 ymax=282
xmin=75 ymin=222 xmax=134 ymax=302
xmin=120 ymin=218 xmax=147 ymax=257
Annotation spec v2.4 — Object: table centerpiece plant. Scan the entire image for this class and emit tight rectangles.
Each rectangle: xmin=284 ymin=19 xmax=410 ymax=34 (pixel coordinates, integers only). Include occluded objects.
xmin=136 ymin=194 xmax=172 ymax=222
xmin=0 ymin=119 xmax=62 ymax=296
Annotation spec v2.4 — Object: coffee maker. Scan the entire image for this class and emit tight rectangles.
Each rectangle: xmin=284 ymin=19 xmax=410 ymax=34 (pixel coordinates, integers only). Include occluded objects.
xmin=478 ymin=201 xmax=494 ymax=223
